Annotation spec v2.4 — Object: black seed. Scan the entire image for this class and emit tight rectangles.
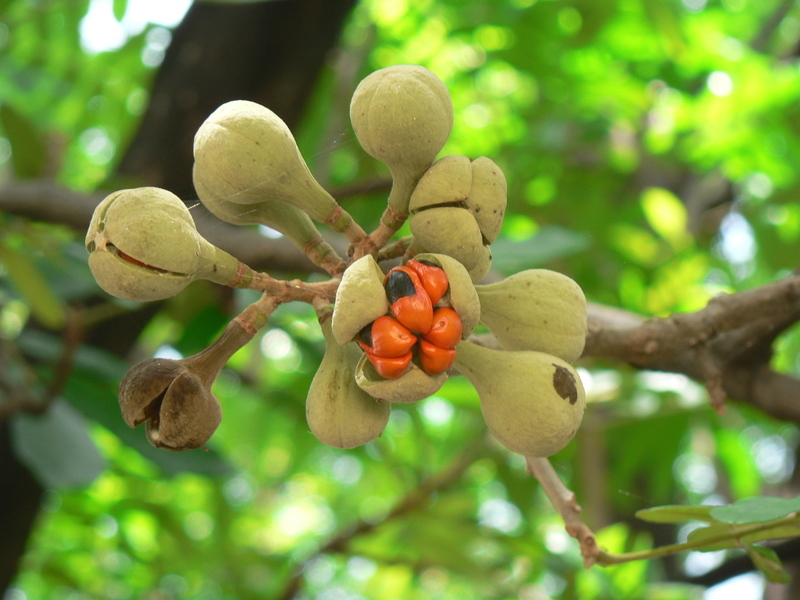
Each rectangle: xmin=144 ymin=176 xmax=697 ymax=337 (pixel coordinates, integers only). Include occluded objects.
xmin=359 ymin=322 xmax=373 ymax=347
xmin=552 ymin=365 xmax=578 ymax=405
xmin=385 ymin=270 xmax=417 ymax=304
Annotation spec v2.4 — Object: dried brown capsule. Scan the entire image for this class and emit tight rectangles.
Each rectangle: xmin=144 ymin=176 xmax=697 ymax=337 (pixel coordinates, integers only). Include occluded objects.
xmin=119 ymin=318 xmax=254 ymax=451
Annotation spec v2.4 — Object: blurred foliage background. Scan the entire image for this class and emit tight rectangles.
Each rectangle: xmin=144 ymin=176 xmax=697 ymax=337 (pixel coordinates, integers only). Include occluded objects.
xmin=2 ymin=0 xmax=800 ymax=599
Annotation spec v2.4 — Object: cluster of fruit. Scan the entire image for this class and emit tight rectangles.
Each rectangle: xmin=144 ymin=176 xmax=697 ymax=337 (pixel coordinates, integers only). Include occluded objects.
xmin=85 ymin=64 xmax=588 ymax=458
xmin=359 ymin=259 xmax=462 ymax=379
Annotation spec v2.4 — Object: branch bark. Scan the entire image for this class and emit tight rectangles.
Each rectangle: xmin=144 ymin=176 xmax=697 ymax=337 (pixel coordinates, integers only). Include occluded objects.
xmin=0 ymin=179 xmax=343 ymax=273
xmin=584 ymin=275 xmax=800 ymax=421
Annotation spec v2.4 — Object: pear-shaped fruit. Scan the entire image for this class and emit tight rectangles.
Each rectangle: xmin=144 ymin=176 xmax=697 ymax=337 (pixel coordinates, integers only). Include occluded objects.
xmin=86 ymin=187 xmax=252 ymax=301
xmin=350 ymin=65 xmax=453 ymax=218
xmin=355 ymin=353 xmax=447 ymax=403
xmin=193 ymin=100 xmax=361 ymax=239
xmin=454 ymin=341 xmax=585 ymax=457
xmin=194 ymin=176 xmax=343 ymax=272
xmin=475 ymin=269 xmax=587 ymax=363
xmin=331 ymin=255 xmax=390 ymax=345
xmin=306 ymin=315 xmax=391 ymax=448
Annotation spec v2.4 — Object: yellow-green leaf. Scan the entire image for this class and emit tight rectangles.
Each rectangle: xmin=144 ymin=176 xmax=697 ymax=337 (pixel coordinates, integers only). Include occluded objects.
xmin=636 ymin=504 xmax=715 ymax=524
xmin=0 ymin=242 xmax=67 ymax=329
xmin=745 ymin=545 xmax=790 ymax=583
xmin=640 ymin=187 xmax=691 ymax=249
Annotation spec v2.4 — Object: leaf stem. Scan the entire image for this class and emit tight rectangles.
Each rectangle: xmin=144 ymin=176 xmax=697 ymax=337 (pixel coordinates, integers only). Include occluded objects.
xmin=596 ymin=515 xmax=800 ymax=566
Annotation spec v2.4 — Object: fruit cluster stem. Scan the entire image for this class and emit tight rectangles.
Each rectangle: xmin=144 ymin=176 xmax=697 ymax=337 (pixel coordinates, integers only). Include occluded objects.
xmin=376 ymin=236 xmax=413 ymax=263
xmin=302 ymin=235 xmax=347 ymax=275
xmin=246 ymin=271 xmax=339 ymax=304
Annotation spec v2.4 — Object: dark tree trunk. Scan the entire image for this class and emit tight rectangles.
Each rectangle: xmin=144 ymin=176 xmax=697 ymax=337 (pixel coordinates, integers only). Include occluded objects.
xmin=0 ymin=422 xmax=44 ymax=592
xmin=117 ymin=0 xmax=359 ymax=197
xmin=2 ymin=0 xmax=358 ymax=593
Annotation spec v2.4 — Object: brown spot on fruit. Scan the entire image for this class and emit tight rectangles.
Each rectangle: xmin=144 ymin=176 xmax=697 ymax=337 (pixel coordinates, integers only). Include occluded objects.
xmin=553 ymin=364 xmax=578 ymax=404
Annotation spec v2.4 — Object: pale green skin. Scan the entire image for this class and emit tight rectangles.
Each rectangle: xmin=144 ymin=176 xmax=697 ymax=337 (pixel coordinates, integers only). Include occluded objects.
xmin=85 ymin=187 xmax=242 ymax=302
xmin=355 ymin=355 xmax=447 ymax=404
xmin=331 ymin=255 xmax=389 ymax=345
xmin=195 ymin=170 xmax=325 ymax=250
xmin=454 ymin=340 xmax=586 ymax=457
xmin=410 ymin=207 xmax=485 ymax=270
xmin=193 ymin=100 xmax=340 ymax=225
xmin=307 ymin=318 xmax=391 ymax=448
xmin=409 ymin=154 xmax=507 ymax=243
xmin=350 ymin=65 xmax=454 ymax=216
xmin=408 ymin=155 xmax=506 ymax=278
xmin=475 ymin=269 xmax=587 ymax=363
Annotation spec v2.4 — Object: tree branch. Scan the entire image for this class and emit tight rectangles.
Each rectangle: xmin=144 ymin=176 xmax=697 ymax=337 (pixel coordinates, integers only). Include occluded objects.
xmin=584 ymin=274 xmax=800 ymax=421
xmin=0 ymin=179 xmax=344 ymax=273
xmin=5 ymin=179 xmax=800 ymax=423
xmin=526 ymin=456 xmax=600 ymax=568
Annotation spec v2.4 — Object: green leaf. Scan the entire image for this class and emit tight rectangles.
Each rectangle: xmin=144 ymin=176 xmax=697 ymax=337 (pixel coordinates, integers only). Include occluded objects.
xmin=10 ymin=398 xmax=106 ymax=488
xmin=710 ymin=495 xmax=800 ymax=524
xmin=0 ymin=104 xmax=47 ymax=178
xmin=687 ymin=520 xmax=800 ymax=551
xmin=0 ymin=242 xmax=67 ymax=329
xmin=640 ymin=187 xmax=691 ymax=249
xmin=491 ymin=225 xmax=592 ymax=274
xmin=745 ymin=544 xmax=790 ymax=584
xmin=635 ymin=504 xmax=716 ymax=524
xmin=113 ymin=0 xmax=127 ymax=21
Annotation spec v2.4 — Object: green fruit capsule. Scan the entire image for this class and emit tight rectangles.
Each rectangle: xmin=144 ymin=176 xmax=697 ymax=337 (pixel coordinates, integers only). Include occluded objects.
xmin=476 ymin=269 xmax=587 ymax=363
xmin=194 ymin=100 xmax=361 ymax=238
xmin=350 ymin=65 xmax=454 ymax=218
xmin=409 ymin=207 xmax=485 ymax=271
xmin=409 ymin=155 xmax=507 ymax=244
xmin=331 ymin=255 xmax=390 ymax=345
xmin=454 ymin=341 xmax=586 ymax=457
xmin=355 ymin=353 xmax=448 ymax=403
xmin=306 ymin=313 xmax=391 ymax=448
xmin=85 ymin=187 xmax=248 ymax=302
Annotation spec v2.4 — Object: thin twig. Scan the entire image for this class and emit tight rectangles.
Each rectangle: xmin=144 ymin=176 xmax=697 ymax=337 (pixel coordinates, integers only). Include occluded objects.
xmin=525 ymin=456 xmax=600 ymax=567
xmin=42 ymin=308 xmax=84 ymax=405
